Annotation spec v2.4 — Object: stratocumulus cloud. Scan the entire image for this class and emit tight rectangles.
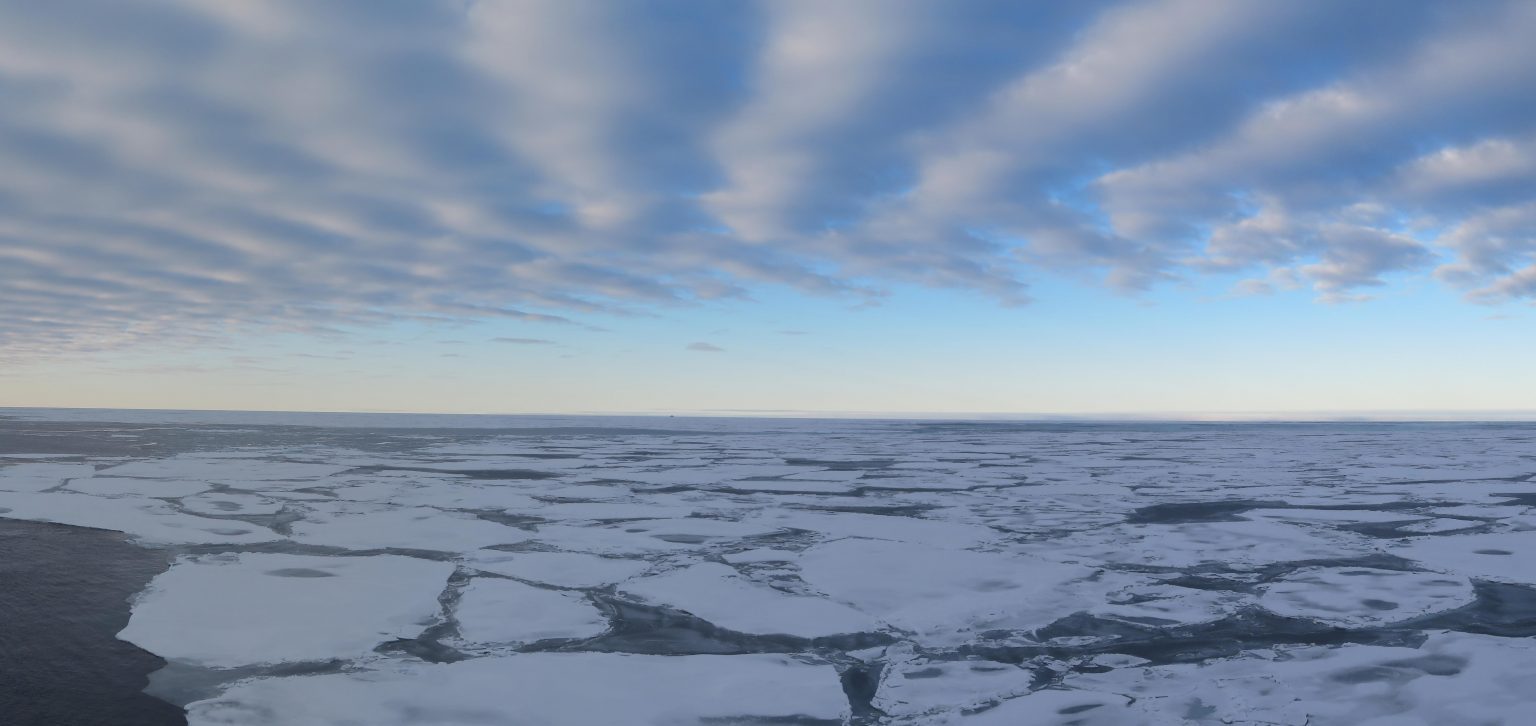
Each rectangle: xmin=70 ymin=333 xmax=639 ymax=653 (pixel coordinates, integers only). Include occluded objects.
xmin=2 ymin=0 xmax=1535 ymax=358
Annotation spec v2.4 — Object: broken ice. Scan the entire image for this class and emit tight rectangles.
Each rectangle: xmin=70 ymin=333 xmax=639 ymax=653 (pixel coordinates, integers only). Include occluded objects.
xmin=3 ymin=413 xmax=1536 ymax=724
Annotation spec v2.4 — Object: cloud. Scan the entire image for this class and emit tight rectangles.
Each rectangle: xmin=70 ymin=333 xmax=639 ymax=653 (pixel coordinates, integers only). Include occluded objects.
xmin=686 ymin=342 xmax=725 ymax=352
xmin=2 ymin=0 xmax=1535 ymax=359
xmin=490 ymin=337 xmax=556 ymax=345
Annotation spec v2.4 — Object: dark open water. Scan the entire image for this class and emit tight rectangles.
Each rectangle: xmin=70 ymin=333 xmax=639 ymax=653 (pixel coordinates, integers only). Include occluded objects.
xmin=0 ymin=519 xmax=186 ymax=726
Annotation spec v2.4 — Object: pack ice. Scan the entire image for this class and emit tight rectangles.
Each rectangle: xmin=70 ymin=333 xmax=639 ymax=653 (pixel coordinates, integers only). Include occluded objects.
xmin=2 ymin=413 xmax=1535 ymax=724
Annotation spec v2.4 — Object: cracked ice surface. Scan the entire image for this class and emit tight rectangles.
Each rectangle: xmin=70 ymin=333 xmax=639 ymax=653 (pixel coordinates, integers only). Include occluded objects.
xmin=185 ymin=654 xmax=850 ymax=725
xmin=3 ymin=412 xmax=1536 ymax=724
xmin=120 ymin=553 xmax=453 ymax=667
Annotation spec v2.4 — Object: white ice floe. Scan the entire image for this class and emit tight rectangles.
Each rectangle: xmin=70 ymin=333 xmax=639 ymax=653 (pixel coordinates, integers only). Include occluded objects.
xmin=1244 ymin=508 xmax=1428 ymax=524
xmin=535 ymin=501 xmax=695 ymax=521
xmin=177 ymin=492 xmax=286 ymax=516
xmin=1394 ymin=530 xmax=1536 ymax=584
xmin=99 ymin=457 xmax=352 ymax=481
xmin=1258 ymin=567 xmax=1475 ymax=627
xmin=536 ymin=483 xmax=632 ymax=500
xmin=1396 ymin=518 xmax=1485 ymax=534
xmin=0 ymin=491 xmax=279 ymax=545
xmin=1062 ymin=630 xmax=1536 ymax=725
xmin=723 ymin=547 xmax=798 ymax=563
xmin=620 ymin=562 xmax=883 ymax=638
xmin=333 ymin=478 xmax=544 ymax=512
xmin=937 ymin=689 xmax=1137 ymax=725
xmin=461 ymin=550 xmax=649 ymax=588
xmin=1428 ymin=504 xmax=1529 ymax=519
xmin=289 ymin=503 xmax=529 ymax=552
xmin=186 ymin=653 xmax=850 ymax=725
xmin=797 ymin=538 xmax=1096 ymax=643
xmin=750 ymin=510 xmax=999 ymax=549
xmin=0 ymin=462 xmax=95 ymax=492
xmin=1092 ymin=582 xmax=1251 ymax=627
xmin=875 ymin=644 xmax=1038 ymax=719
xmin=781 ymin=469 xmax=866 ymax=481
xmin=452 ymin=577 xmax=608 ymax=645
xmin=66 ymin=476 xmax=209 ymax=498
xmin=613 ymin=516 xmax=785 ymax=541
xmin=524 ymin=523 xmax=693 ymax=554
xmin=723 ymin=478 xmax=856 ymax=493
xmin=120 ymin=553 xmax=453 ymax=667
xmin=1054 ymin=519 xmax=1377 ymax=570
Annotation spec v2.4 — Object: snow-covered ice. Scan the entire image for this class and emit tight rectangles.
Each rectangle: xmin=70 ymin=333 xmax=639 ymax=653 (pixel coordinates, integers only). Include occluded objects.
xmin=452 ymin=577 xmax=608 ymax=646
xmin=185 ymin=653 xmax=850 ymax=725
xmin=0 ymin=462 xmax=96 ymax=492
xmin=1394 ymin=530 xmax=1536 ymax=584
xmin=5 ymin=412 xmax=1536 ymax=724
xmin=1258 ymin=567 xmax=1476 ymax=627
xmin=619 ymin=561 xmax=884 ymax=638
xmin=797 ymin=538 xmax=1097 ymax=642
xmin=461 ymin=550 xmax=650 ymax=588
xmin=119 ymin=553 xmax=453 ymax=667
xmin=288 ymin=503 xmax=530 ymax=552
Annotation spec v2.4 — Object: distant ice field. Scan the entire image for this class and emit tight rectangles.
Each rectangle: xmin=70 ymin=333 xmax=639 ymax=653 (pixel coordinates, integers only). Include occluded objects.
xmin=2 ymin=410 xmax=1535 ymax=725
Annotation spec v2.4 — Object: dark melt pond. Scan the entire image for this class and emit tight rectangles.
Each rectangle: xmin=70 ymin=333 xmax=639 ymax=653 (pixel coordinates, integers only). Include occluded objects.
xmin=0 ymin=518 xmax=186 ymax=726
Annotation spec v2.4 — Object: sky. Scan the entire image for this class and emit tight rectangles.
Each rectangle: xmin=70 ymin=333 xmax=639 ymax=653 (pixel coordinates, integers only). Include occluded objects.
xmin=1 ymin=0 xmax=1534 ymax=417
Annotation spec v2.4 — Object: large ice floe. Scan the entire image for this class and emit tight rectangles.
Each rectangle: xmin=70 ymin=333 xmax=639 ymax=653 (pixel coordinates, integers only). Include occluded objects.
xmin=3 ymin=412 xmax=1536 ymax=724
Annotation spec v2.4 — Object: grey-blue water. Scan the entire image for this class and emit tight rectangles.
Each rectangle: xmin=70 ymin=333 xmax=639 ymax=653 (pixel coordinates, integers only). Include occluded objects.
xmin=0 ymin=518 xmax=185 ymax=726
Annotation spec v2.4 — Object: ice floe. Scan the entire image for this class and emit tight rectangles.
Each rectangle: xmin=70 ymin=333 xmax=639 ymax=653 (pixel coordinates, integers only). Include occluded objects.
xmin=186 ymin=653 xmax=849 ymax=725
xmin=288 ymin=503 xmax=530 ymax=552
xmin=1394 ymin=530 xmax=1536 ymax=584
xmin=3 ymin=413 xmax=1536 ymax=723
xmin=0 ymin=462 xmax=96 ymax=492
xmin=452 ymin=577 xmax=608 ymax=646
xmin=1258 ymin=567 xmax=1476 ymax=627
xmin=619 ymin=562 xmax=883 ymax=638
xmin=120 ymin=553 xmax=452 ymax=667
xmin=460 ymin=550 xmax=650 ymax=588
xmin=0 ymin=491 xmax=279 ymax=545
xmin=797 ymin=538 xmax=1096 ymax=643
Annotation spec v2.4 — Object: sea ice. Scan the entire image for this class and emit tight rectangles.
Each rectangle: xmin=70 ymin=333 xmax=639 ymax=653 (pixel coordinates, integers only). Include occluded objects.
xmin=1258 ymin=567 xmax=1476 ymax=627
xmin=1092 ymin=581 xmax=1251 ymax=627
xmin=177 ymin=492 xmax=286 ymax=516
xmin=751 ymin=510 xmax=999 ymax=549
xmin=1063 ymin=630 xmax=1536 ymax=725
xmin=186 ymin=653 xmax=850 ymax=725
xmin=452 ymin=577 xmax=608 ymax=646
xmin=288 ymin=503 xmax=530 ymax=552
xmin=1394 ymin=530 xmax=1536 ymax=584
xmin=0 ymin=462 xmax=96 ymax=492
xmin=460 ymin=550 xmax=650 ymax=588
xmin=723 ymin=547 xmax=798 ymax=563
xmin=67 ymin=477 xmax=209 ymax=498
xmin=1244 ymin=508 xmax=1428 ymax=524
xmin=1053 ymin=519 xmax=1377 ymax=570
xmin=99 ymin=458 xmax=351 ymax=481
xmin=0 ymin=491 xmax=279 ymax=545
xmin=619 ymin=562 xmax=883 ymax=638
xmin=874 ymin=644 xmax=1039 ymax=719
xmin=120 ymin=553 xmax=452 ymax=667
xmin=937 ymin=689 xmax=1137 ymax=725
xmin=797 ymin=538 xmax=1096 ymax=643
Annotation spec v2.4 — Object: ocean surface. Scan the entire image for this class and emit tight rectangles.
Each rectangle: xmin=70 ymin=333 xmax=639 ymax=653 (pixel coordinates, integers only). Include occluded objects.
xmin=1 ymin=409 xmax=1535 ymax=724
xmin=0 ymin=519 xmax=183 ymax=726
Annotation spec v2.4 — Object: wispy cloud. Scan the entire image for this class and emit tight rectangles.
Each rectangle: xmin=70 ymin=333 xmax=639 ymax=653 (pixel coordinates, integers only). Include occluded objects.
xmin=491 ymin=337 xmax=557 ymax=345
xmin=686 ymin=342 xmax=725 ymax=352
xmin=1 ymin=0 xmax=1534 ymax=359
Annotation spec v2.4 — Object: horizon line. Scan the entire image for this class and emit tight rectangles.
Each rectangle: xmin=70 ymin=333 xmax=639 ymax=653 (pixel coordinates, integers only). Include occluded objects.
xmin=4 ymin=405 xmax=1535 ymax=424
